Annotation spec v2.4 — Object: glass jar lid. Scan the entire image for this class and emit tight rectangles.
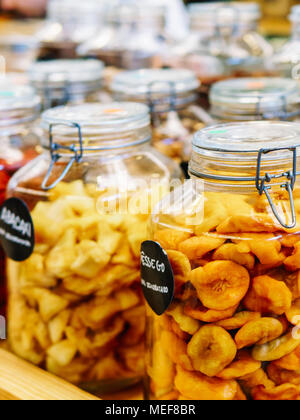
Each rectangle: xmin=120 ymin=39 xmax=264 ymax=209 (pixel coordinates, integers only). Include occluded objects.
xmin=104 ymin=1 xmax=165 ymax=26
xmin=29 ymin=59 xmax=104 ymax=88
xmin=0 ymin=84 xmax=41 ymax=125
xmin=111 ymin=69 xmax=199 ymax=111
xmin=41 ymin=102 xmax=151 ymax=136
xmin=47 ymin=0 xmax=104 ymax=21
xmin=210 ymin=78 xmax=300 ymax=119
xmin=189 ymin=2 xmax=261 ymax=29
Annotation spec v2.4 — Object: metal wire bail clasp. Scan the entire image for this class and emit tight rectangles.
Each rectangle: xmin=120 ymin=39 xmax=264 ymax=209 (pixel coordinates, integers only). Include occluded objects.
xmin=41 ymin=122 xmax=83 ymax=191
xmin=256 ymin=146 xmax=299 ymax=229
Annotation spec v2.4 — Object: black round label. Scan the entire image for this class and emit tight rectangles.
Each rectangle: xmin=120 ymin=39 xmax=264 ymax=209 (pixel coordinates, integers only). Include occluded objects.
xmin=141 ymin=240 xmax=174 ymax=316
xmin=0 ymin=198 xmax=35 ymax=262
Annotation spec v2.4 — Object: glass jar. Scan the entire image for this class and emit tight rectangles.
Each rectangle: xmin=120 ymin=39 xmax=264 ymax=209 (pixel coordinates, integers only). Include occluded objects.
xmin=0 ymin=84 xmax=41 ymax=317
xmin=146 ymin=121 xmax=300 ymax=400
xmin=210 ymin=77 xmax=300 ymax=122
xmin=111 ymin=69 xmax=210 ymax=167
xmin=28 ymin=59 xmax=104 ymax=110
xmin=78 ymin=1 xmax=167 ymax=70
xmin=37 ymin=0 xmax=105 ymax=60
xmin=6 ymin=102 xmax=181 ymax=393
xmin=0 ymin=35 xmax=39 ymax=73
xmin=271 ymin=6 xmax=300 ymax=78
xmin=175 ymin=2 xmax=273 ymax=79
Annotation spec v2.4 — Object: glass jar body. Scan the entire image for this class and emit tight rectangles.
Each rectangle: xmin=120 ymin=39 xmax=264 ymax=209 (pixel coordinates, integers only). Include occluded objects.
xmin=0 ymin=122 xmax=41 ymax=316
xmin=146 ymin=172 xmax=300 ymax=401
xmin=6 ymin=144 xmax=181 ymax=393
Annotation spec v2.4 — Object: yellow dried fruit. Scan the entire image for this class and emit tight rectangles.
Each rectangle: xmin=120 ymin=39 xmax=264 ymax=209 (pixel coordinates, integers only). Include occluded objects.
xmin=216 ymin=351 xmax=261 ymax=380
xmin=174 ymin=366 xmax=237 ymax=401
xmin=285 ymin=242 xmax=300 ymax=271
xmin=235 ymin=318 xmax=283 ymax=349
xmin=154 ymin=229 xmax=191 ymax=251
xmin=286 ymin=299 xmax=300 ymax=326
xmin=166 ymin=250 xmax=191 ymax=294
xmin=187 ymin=325 xmax=237 ymax=377
xmin=213 ymin=243 xmax=255 ymax=270
xmin=243 ymin=275 xmax=292 ymax=315
xmin=184 ymin=298 xmax=238 ymax=323
xmin=216 ymin=311 xmax=261 ymax=330
xmin=273 ymin=345 xmax=300 ymax=371
xmin=161 ymin=331 xmax=193 ymax=371
xmin=167 ymin=303 xmax=201 ymax=335
xmin=178 ymin=235 xmax=225 ymax=260
xmin=252 ymin=330 xmax=300 ymax=362
xmin=252 ymin=384 xmax=300 ymax=400
xmin=190 ymin=261 xmax=250 ymax=311
xmin=267 ymin=363 xmax=300 ymax=385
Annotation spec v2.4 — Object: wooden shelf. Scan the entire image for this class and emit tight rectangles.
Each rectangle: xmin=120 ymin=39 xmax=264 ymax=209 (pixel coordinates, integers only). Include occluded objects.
xmin=0 ymin=349 xmax=99 ymax=400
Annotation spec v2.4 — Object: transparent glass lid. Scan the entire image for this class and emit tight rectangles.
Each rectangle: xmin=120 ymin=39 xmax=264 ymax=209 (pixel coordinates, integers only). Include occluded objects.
xmin=47 ymin=0 xmax=104 ymax=20
xmin=104 ymin=0 xmax=165 ymax=25
xmin=29 ymin=59 xmax=104 ymax=86
xmin=189 ymin=2 xmax=261 ymax=25
xmin=193 ymin=121 xmax=300 ymax=160
xmin=111 ymin=69 xmax=200 ymax=98
xmin=41 ymin=102 xmax=151 ymax=135
xmin=210 ymin=78 xmax=300 ymax=113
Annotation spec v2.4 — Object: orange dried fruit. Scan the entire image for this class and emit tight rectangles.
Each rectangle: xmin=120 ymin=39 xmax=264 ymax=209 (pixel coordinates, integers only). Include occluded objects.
xmin=216 ymin=214 xmax=282 ymax=234
xmin=187 ymin=325 xmax=237 ymax=377
xmin=280 ymin=234 xmax=300 ymax=248
xmin=273 ymin=345 xmax=300 ymax=371
xmin=190 ymin=261 xmax=250 ymax=311
xmin=167 ymin=303 xmax=201 ymax=335
xmin=252 ymin=384 xmax=300 ymax=400
xmin=158 ymin=390 xmax=180 ymax=401
xmin=166 ymin=250 xmax=191 ymax=294
xmin=234 ymin=384 xmax=247 ymax=400
xmin=216 ymin=311 xmax=261 ymax=330
xmin=171 ymin=319 xmax=190 ymax=341
xmin=216 ymin=350 xmax=261 ymax=380
xmin=285 ymin=242 xmax=300 ymax=271
xmin=239 ymin=368 xmax=274 ymax=390
xmin=252 ymin=330 xmax=300 ymax=362
xmin=184 ymin=298 xmax=238 ymax=323
xmin=243 ymin=275 xmax=292 ymax=315
xmin=154 ymin=229 xmax=191 ymax=251
xmin=235 ymin=318 xmax=283 ymax=349
xmin=267 ymin=363 xmax=300 ymax=385
xmin=174 ymin=366 xmax=237 ymax=401
xmin=242 ymin=234 xmax=283 ymax=267
xmin=286 ymin=299 xmax=300 ymax=326
xmin=178 ymin=235 xmax=225 ymax=260
xmin=161 ymin=330 xmax=193 ymax=371
xmin=212 ymin=243 xmax=255 ymax=270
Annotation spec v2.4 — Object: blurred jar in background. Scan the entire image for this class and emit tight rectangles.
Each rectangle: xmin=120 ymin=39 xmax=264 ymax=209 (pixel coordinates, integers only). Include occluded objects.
xmin=168 ymin=2 xmax=273 ymax=81
xmin=0 ymin=83 xmax=41 ymax=317
xmin=210 ymin=77 xmax=300 ymax=122
xmin=78 ymin=1 xmax=167 ymax=71
xmin=271 ymin=5 xmax=300 ymax=78
xmin=29 ymin=59 xmax=104 ymax=110
xmin=37 ymin=0 xmax=105 ymax=60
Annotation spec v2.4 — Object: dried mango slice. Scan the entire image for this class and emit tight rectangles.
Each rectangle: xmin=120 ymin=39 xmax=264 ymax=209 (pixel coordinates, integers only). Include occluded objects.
xmin=184 ymin=298 xmax=238 ymax=323
xmin=252 ymin=384 xmax=300 ymax=401
xmin=243 ymin=275 xmax=292 ymax=316
xmin=174 ymin=366 xmax=237 ymax=401
xmin=235 ymin=318 xmax=283 ymax=349
xmin=280 ymin=234 xmax=300 ymax=248
xmin=234 ymin=384 xmax=247 ymax=400
xmin=286 ymin=299 xmax=300 ymax=326
xmin=154 ymin=229 xmax=191 ymax=251
xmin=212 ymin=243 xmax=255 ymax=270
xmin=161 ymin=331 xmax=193 ymax=371
xmin=171 ymin=319 xmax=190 ymax=341
xmin=285 ymin=242 xmax=300 ymax=271
xmin=216 ymin=311 xmax=261 ymax=330
xmin=190 ymin=261 xmax=250 ymax=311
xmin=267 ymin=363 xmax=300 ymax=385
xmin=216 ymin=350 xmax=261 ymax=380
xmin=167 ymin=303 xmax=201 ymax=335
xmin=240 ymin=234 xmax=283 ymax=267
xmin=216 ymin=214 xmax=282 ymax=234
xmin=187 ymin=325 xmax=237 ymax=377
xmin=273 ymin=345 xmax=300 ymax=371
xmin=252 ymin=330 xmax=300 ymax=362
xmin=158 ymin=391 xmax=180 ymax=401
xmin=178 ymin=236 xmax=225 ymax=260
xmin=166 ymin=250 xmax=191 ymax=294
xmin=239 ymin=368 xmax=274 ymax=390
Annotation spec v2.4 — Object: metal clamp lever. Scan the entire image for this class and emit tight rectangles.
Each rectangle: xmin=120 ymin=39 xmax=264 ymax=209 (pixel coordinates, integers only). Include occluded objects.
xmin=41 ymin=122 xmax=83 ymax=191
xmin=256 ymin=146 xmax=298 ymax=229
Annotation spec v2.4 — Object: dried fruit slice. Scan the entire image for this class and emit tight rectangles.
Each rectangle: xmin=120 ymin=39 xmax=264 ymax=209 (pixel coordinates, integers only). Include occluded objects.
xmin=216 ymin=351 xmax=261 ymax=380
xmin=252 ymin=331 xmax=300 ymax=362
xmin=235 ymin=318 xmax=283 ymax=349
xmin=284 ymin=242 xmax=300 ymax=271
xmin=212 ymin=243 xmax=255 ymax=270
xmin=190 ymin=261 xmax=250 ymax=311
xmin=166 ymin=250 xmax=191 ymax=294
xmin=178 ymin=236 xmax=225 ymax=260
xmin=161 ymin=330 xmax=193 ymax=371
xmin=216 ymin=311 xmax=261 ymax=330
xmin=286 ymin=299 xmax=300 ymax=326
xmin=154 ymin=229 xmax=191 ymax=251
xmin=184 ymin=299 xmax=238 ymax=323
xmin=273 ymin=345 xmax=300 ymax=371
xmin=167 ymin=303 xmax=201 ymax=335
xmin=239 ymin=368 xmax=274 ymax=390
xmin=267 ymin=363 xmax=300 ymax=385
xmin=252 ymin=384 xmax=300 ymax=400
xmin=243 ymin=275 xmax=292 ymax=315
xmin=174 ymin=366 xmax=237 ymax=401
xmin=187 ymin=325 xmax=237 ymax=377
